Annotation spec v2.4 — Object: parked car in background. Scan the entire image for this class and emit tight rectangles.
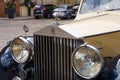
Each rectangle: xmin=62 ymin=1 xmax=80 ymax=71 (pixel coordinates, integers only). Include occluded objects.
xmin=71 ymin=4 xmax=79 ymax=18
xmin=33 ymin=4 xmax=56 ymax=19
xmin=52 ymin=5 xmax=73 ymax=19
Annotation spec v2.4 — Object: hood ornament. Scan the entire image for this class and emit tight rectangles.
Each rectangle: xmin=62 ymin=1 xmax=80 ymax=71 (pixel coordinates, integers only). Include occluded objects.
xmin=23 ymin=25 xmax=29 ymax=36
xmin=51 ymin=15 xmax=60 ymax=34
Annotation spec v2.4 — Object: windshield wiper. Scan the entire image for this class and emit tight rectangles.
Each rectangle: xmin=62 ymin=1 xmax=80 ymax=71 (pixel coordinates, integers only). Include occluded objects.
xmin=106 ymin=8 xmax=120 ymax=11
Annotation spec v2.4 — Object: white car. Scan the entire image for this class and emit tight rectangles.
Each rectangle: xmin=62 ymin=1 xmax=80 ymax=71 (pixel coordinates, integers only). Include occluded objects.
xmin=52 ymin=5 xmax=73 ymax=19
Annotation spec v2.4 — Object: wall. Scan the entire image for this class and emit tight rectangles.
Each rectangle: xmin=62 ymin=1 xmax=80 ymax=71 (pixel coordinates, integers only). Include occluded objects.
xmin=20 ymin=6 xmax=34 ymax=16
xmin=1 ymin=0 xmax=80 ymax=17
xmin=36 ymin=0 xmax=80 ymax=5
xmin=0 ymin=0 xmax=5 ymax=17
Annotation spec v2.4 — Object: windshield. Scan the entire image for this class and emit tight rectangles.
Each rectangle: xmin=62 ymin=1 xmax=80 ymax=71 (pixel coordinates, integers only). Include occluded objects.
xmin=57 ymin=5 xmax=66 ymax=9
xmin=80 ymin=0 xmax=120 ymax=14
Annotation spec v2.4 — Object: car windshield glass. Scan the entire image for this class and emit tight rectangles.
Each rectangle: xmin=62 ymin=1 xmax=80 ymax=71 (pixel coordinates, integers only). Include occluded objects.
xmin=57 ymin=5 xmax=66 ymax=9
xmin=80 ymin=0 xmax=120 ymax=14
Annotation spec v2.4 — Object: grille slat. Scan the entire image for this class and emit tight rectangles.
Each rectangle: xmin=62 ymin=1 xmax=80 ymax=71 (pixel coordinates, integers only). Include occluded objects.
xmin=54 ymin=38 xmax=58 ymax=79
xmin=57 ymin=38 xmax=60 ymax=80
xmin=51 ymin=37 xmax=55 ymax=80
xmin=63 ymin=39 xmax=67 ymax=80
xmin=40 ymin=36 xmax=43 ymax=79
xmin=34 ymin=35 xmax=79 ymax=80
xmin=60 ymin=39 xmax=63 ymax=80
xmin=45 ymin=37 xmax=48 ymax=80
xmin=48 ymin=37 xmax=52 ymax=80
xmin=37 ymin=36 xmax=40 ymax=80
xmin=43 ymin=36 xmax=46 ymax=80
xmin=34 ymin=36 xmax=37 ymax=80
xmin=67 ymin=39 xmax=70 ymax=80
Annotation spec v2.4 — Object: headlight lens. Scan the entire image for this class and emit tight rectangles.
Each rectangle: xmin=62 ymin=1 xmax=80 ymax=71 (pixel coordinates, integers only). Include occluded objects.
xmin=10 ymin=37 xmax=32 ymax=64
xmin=72 ymin=43 xmax=103 ymax=79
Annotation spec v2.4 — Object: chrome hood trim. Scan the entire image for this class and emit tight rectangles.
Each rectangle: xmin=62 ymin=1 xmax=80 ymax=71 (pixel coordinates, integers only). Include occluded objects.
xmin=34 ymin=25 xmax=77 ymax=39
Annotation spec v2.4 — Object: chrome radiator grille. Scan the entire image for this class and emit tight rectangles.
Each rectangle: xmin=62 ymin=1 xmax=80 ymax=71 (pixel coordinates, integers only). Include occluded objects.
xmin=34 ymin=35 xmax=79 ymax=80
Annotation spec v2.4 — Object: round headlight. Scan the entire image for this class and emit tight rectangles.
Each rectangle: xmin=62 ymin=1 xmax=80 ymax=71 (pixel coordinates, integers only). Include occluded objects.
xmin=72 ymin=43 xmax=103 ymax=79
xmin=10 ymin=37 xmax=32 ymax=64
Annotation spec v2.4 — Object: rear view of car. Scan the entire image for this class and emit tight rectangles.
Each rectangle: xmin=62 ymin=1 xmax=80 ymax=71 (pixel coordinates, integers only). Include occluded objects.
xmin=34 ymin=4 xmax=56 ymax=19
xmin=52 ymin=5 xmax=73 ymax=19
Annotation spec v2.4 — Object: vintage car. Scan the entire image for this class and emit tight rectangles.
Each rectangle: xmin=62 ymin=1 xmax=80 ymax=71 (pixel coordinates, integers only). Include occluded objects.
xmin=0 ymin=0 xmax=120 ymax=80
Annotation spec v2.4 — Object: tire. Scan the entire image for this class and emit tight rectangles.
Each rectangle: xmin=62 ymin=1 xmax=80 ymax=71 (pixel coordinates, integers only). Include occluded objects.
xmin=46 ymin=13 xmax=51 ymax=18
xmin=67 ymin=14 xmax=71 ymax=19
xmin=34 ymin=16 xmax=39 ymax=19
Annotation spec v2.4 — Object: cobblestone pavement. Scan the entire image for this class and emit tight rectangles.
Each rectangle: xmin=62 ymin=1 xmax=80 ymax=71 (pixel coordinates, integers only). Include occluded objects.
xmin=0 ymin=17 xmax=73 ymax=51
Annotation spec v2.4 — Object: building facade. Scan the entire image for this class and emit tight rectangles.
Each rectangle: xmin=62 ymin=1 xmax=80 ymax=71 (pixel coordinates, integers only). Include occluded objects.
xmin=36 ymin=0 xmax=80 ymax=5
xmin=0 ymin=0 xmax=80 ymax=17
xmin=0 ymin=0 xmax=20 ymax=17
xmin=0 ymin=0 xmax=5 ymax=17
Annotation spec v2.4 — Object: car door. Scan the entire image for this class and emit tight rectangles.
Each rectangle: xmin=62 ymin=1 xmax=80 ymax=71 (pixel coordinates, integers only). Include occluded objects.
xmin=66 ymin=6 xmax=72 ymax=14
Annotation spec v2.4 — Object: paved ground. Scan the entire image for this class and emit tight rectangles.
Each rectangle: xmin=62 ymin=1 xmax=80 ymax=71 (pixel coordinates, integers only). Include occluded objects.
xmin=0 ymin=16 xmax=73 ymax=51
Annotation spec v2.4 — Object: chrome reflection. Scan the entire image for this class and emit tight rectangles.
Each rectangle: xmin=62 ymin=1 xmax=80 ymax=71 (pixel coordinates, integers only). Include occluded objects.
xmin=10 ymin=37 xmax=32 ymax=64
xmin=12 ymin=76 xmax=21 ymax=80
xmin=72 ymin=43 xmax=103 ymax=79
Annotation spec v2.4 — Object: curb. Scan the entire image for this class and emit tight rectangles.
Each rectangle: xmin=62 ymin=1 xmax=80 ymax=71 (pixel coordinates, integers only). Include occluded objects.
xmin=0 ymin=17 xmax=34 ymax=20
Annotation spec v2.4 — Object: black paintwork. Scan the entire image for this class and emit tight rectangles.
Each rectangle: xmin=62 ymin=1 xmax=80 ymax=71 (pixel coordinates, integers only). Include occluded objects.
xmin=0 ymin=38 xmax=120 ymax=80
xmin=0 ymin=42 xmax=18 ymax=80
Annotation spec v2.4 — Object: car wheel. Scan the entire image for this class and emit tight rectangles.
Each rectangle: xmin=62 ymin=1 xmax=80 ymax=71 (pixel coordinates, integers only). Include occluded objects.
xmin=34 ymin=16 xmax=39 ymax=19
xmin=47 ymin=14 xmax=51 ymax=18
xmin=67 ymin=14 xmax=71 ymax=19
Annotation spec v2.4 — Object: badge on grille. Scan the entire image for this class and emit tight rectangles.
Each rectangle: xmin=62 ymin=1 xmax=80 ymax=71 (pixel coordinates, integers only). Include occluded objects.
xmin=51 ymin=26 xmax=55 ymax=34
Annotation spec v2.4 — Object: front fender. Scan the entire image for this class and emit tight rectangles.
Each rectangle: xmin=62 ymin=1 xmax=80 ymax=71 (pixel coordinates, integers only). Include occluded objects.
xmin=0 ymin=42 xmax=18 ymax=80
xmin=96 ymin=56 xmax=120 ymax=80
xmin=109 ymin=55 xmax=120 ymax=80
xmin=0 ymin=43 xmax=13 ymax=67
xmin=0 ymin=36 xmax=34 ymax=80
xmin=0 ymin=47 xmax=13 ymax=68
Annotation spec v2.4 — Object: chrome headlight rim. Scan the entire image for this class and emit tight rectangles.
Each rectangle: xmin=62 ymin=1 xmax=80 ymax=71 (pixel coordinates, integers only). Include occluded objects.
xmin=10 ymin=37 xmax=32 ymax=64
xmin=72 ymin=43 xmax=103 ymax=79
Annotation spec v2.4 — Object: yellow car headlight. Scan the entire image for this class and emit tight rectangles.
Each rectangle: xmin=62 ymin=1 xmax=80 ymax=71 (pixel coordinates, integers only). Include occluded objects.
xmin=72 ymin=43 xmax=103 ymax=79
xmin=10 ymin=37 xmax=32 ymax=64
